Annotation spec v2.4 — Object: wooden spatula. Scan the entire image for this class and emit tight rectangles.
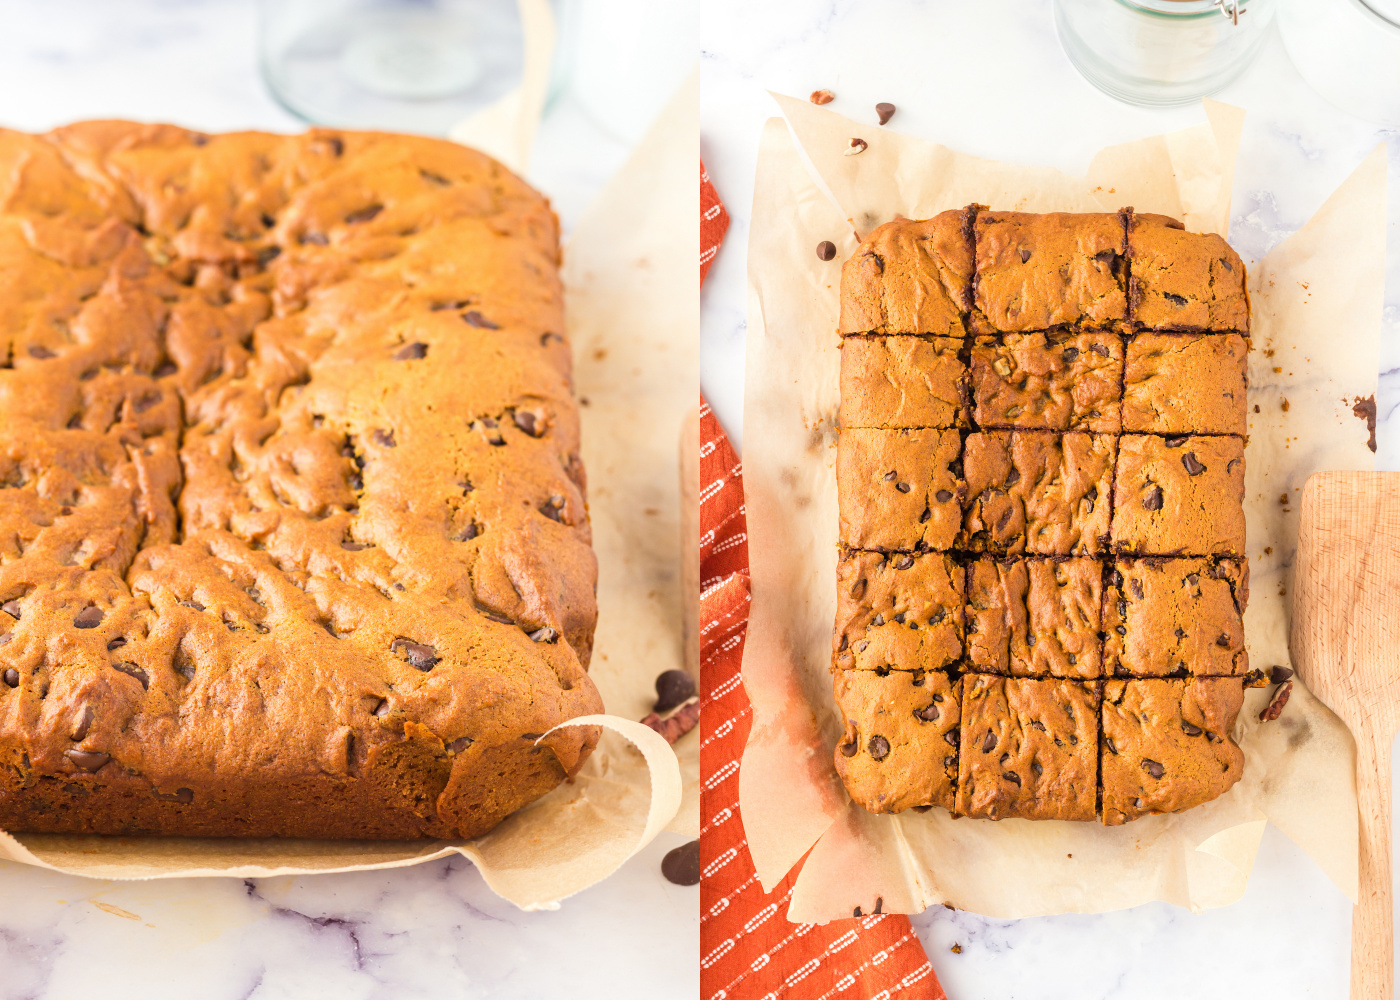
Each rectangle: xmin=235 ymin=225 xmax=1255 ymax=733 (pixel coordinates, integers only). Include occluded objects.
xmin=1293 ymin=470 xmax=1400 ymax=1000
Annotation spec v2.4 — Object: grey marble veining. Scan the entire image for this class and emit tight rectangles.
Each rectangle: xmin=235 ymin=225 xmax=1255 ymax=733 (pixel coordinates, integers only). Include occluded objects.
xmin=700 ymin=1 xmax=1398 ymax=997
xmin=0 ymin=2 xmax=696 ymax=998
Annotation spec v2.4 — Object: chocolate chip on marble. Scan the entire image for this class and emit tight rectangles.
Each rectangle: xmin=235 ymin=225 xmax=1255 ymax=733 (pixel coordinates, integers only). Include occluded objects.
xmin=1142 ymin=759 xmax=1166 ymax=779
xmin=875 ymin=102 xmax=896 ymax=125
xmin=345 ymin=204 xmax=383 ymax=224
xmin=1181 ymin=721 xmax=1203 ymax=737
xmin=1181 ymin=452 xmax=1206 ymax=475
xmin=816 ymin=240 xmax=837 ymax=261
xmin=112 ymin=662 xmax=150 ymax=690
xmin=73 ymin=605 xmax=104 ymax=629
xmin=868 ymin=735 xmax=891 ymax=761
xmin=390 ymin=638 xmax=439 ymax=671
xmin=65 ymin=749 xmax=110 ymax=773
xmin=447 ymin=736 xmax=474 ymax=753
xmin=461 ymin=310 xmax=500 ymax=329
xmin=528 ymin=626 xmax=558 ymax=643
xmin=654 ymin=669 xmax=696 ymax=713
xmin=1142 ymin=485 xmax=1164 ymax=511
xmin=371 ymin=428 xmax=396 ymax=448
xmin=393 ymin=342 xmax=428 ymax=361
xmin=661 ymin=840 xmax=700 ymax=886
xmin=2 ymin=668 xmax=17 ymax=688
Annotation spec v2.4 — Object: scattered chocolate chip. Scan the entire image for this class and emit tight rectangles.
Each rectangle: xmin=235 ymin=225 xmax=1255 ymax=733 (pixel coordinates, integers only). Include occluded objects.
xmin=528 ymin=626 xmax=558 ymax=643
xmin=654 ymin=669 xmax=696 ymax=713
xmin=1142 ymin=759 xmax=1165 ymax=779
xmin=1181 ymin=452 xmax=1206 ymax=475
xmin=868 ymin=735 xmax=891 ymax=760
xmin=812 ymin=239 xmax=839 ymax=264
xmin=844 ymin=138 xmax=868 ymax=156
xmin=1143 ymin=486 xmax=1163 ymax=511
xmin=875 ymin=102 xmax=896 ymax=125
xmin=1270 ymin=666 xmax=1293 ymax=684
xmin=2 ymin=667 xmax=17 ymax=687
xmin=345 ymin=204 xmax=383 ymax=224
xmin=390 ymin=638 xmax=439 ymax=671
xmin=371 ymin=428 xmax=396 ymax=448
xmin=810 ymin=89 xmax=834 ymax=105
xmin=65 ymin=749 xmax=110 ymax=772
xmin=73 ymin=605 xmax=104 ymax=629
xmin=393 ymin=342 xmax=428 ymax=361
xmin=462 ymin=310 xmax=499 ymax=329
xmin=112 ymin=662 xmax=149 ymax=690
xmin=447 ymin=736 xmax=473 ymax=753
xmin=661 ymin=840 xmax=701 ymax=886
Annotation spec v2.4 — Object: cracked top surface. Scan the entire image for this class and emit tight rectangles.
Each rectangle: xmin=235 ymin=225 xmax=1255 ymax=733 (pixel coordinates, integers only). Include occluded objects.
xmin=0 ymin=122 xmax=601 ymax=838
xmin=839 ymin=209 xmax=973 ymax=338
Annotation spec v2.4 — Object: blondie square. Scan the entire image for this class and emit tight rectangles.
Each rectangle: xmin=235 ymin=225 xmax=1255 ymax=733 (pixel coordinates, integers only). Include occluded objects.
xmin=1105 ymin=558 xmax=1248 ymax=677
xmin=970 ymin=331 xmax=1123 ymax=433
xmin=965 ymin=557 xmax=1103 ymax=679
xmin=956 ymin=674 xmax=1100 ymax=821
xmin=972 ymin=211 xmax=1126 ymax=333
xmin=1122 ymin=333 xmax=1249 ymax=435
xmin=840 ymin=210 xmax=973 ymax=338
xmin=1100 ymin=677 xmax=1245 ymax=825
xmin=1112 ymin=434 xmax=1246 ymax=556
xmin=840 ymin=335 xmax=967 ymax=429
xmin=962 ymin=431 xmax=1115 ymax=555
xmin=834 ymin=669 xmax=961 ymax=814
xmin=834 ymin=550 xmax=964 ymax=672
xmin=838 ymin=427 xmax=963 ymax=551
xmin=1127 ymin=213 xmax=1249 ymax=332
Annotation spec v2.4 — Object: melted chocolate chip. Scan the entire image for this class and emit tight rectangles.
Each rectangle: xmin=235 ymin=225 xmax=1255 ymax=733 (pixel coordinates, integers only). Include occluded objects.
xmin=1142 ymin=759 xmax=1166 ymax=779
xmin=1181 ymin=452 xmax=1206 ymax=475
xmin=65 ymin=749 xmax=110 ymax=773
xmin=73 ymin=605 xmax=104 ymax=629
xmin=654 ymin=669 xmax=696 ymax=712
xmin=371 ymin=428 xmax=396 ymax=448
xmin=393 ymin=342 xmax=428 ymax=361
xmin=462 ymin=310 xmax=499 ymax=329
xmin=344 ymin=204 xmax=383 ymax=224
xmin=112 ymin=662 xmax=150 ymax=690
xmin=868 ymin=735 xmax=891 ymax=761
xmin=390 ymin=638 xmax=439 ymax=671
xmin=1143 ymin=486 xmax=1164 ymax=511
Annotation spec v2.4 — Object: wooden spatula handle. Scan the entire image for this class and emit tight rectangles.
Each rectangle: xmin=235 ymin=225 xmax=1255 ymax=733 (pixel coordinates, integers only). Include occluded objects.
xmin=1353 ymin=718 xmax=1393 ymax=1000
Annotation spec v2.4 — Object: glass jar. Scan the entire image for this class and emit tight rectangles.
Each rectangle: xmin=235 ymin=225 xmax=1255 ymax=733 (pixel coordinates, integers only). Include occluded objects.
xmin=1053 ymin=0 xmax=1275 ymax=107
xmin=259 ymin=0 xmax=530 ymax=135
xmin=1279 ymin=0 xmax=1400 ymax=126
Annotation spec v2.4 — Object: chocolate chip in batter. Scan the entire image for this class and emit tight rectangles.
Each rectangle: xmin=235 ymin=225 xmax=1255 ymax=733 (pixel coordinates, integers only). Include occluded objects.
xmin=112 ymin=662 xmax=150 ymax=690
xmin=1163 ymin=292 xmax=1189 ymax=307
xmin=64 ymin=749 xmax=110 ymax=773
xmin=2 ymin=668 xmax=17 ymax=687
xmin=447 ymin=736 xmax=473 ymax=753
xmin=540 ymin=495 xmax=566 ymax=521
xmin=1 ymin=600 xmax=20 ymax=620
xmin=1062 ymin=346 xmax=1079 ymax=363
xmin=371 ymin=428 xmax=396 ymax=448
xmin=513 ymin=410 xmax=545 ymax=436
xmin=893 ymin=554 xmax=914 ymax=570
xmin=344 ymin=204 xmax=383 ymax=224
xmin=390 ymin=638 xmax=439 ymax=671
xmin=915 ymin=703 xmax=940 ymax=722
xmin=393 ymin=342 xmax=428 ymax=360
xmin=868 ymin=735 xmax=891 ymax=760
xmin=1181 ymin=452 xmax=1206 ymax=475
xmin=1142 ymin=759 xmax=1166 ymax=779
xmin=981 ymin=730 xmax=997 ymax=753
xmin=1143 ymin=486 xmax=1163 ymax=511
xmin=461 ymin=310 xmax=499 ymax=329
xmin=73 ymin=605 xmax=104 ymax=629
xmin=528 ymin=626 xmax=558 ymax=643
xmin=1181 ymin=721 xmax=1203 ymax=737
xmin=1163 ymin=435 xmax=1188 ymax=448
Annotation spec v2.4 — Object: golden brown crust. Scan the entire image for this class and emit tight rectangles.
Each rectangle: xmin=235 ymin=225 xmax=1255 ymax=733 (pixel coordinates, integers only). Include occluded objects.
xmin=833 ymin=668 xmax=960 ymax=814
xmin=839 ymin=335 xmax=967 ymax=429
xmin=0 ymin=123 xmax=602 ymax=840
xmin=833 ymin=551 xmax=964 ymax=673
xmin=839 ymin=211 xmax=973 ymax=337
xmin=1128 ymin=214 xmax=1249 ymax=332
xmin=970 ymin=330 xmax=1123 ymax=432
xmin=1105 ymin=558 xmax=1248 ymax=677
xmin=837 ymin=428 xmax=963 ymax=552
xmin=1111 ymin=434 xmax=1246 ymax=556
xmin=1122 ymin=333 xmax=1248 ymax=435
xmin=1100 ymin=677 xmax=1245 ymax=825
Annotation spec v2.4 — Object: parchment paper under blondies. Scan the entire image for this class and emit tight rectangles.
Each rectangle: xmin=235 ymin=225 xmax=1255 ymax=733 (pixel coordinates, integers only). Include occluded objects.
xmin=739 ymin=94 xmax=1384 ymax=920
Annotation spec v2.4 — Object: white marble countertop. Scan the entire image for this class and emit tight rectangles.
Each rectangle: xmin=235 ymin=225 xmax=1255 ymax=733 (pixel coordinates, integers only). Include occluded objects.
xmin=700 ymin=2 xmax=1399 ymax=998
xmin=0 ymin=2 xmax=697 ymax=998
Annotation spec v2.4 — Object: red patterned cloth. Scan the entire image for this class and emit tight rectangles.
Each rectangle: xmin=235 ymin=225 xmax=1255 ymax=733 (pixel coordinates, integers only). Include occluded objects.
xmin=699 ymin=164 xmax=945 ymax=1000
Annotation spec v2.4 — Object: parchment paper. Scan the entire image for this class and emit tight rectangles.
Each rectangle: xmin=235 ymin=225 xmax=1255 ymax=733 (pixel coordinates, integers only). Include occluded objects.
xmin=739 ymin=95 xmax=1386 ymax=921
xmin=0 ymin=68 xmax=699 ymax=912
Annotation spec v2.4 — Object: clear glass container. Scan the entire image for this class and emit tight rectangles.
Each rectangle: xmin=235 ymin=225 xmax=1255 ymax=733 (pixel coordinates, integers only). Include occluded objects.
xmin=1280 ymin=0 xmax=1400 ymax=126
xmin=259 ymin=0 xmax=527 ymax=135
xmin=1054 ymin=0 xmax=1275 ymax=107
